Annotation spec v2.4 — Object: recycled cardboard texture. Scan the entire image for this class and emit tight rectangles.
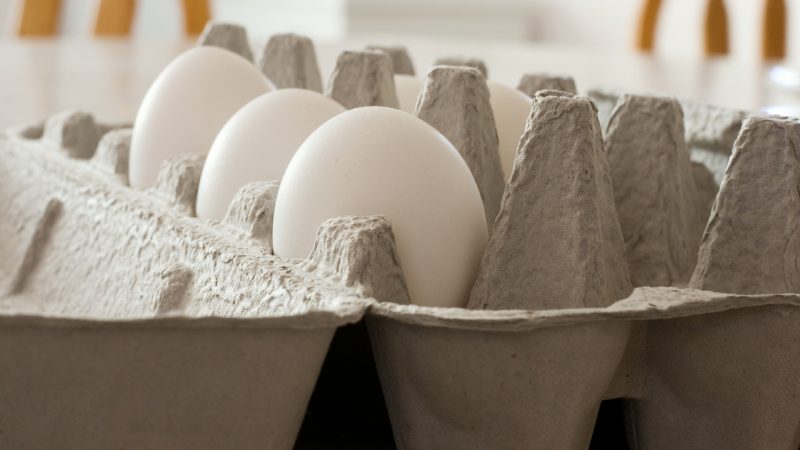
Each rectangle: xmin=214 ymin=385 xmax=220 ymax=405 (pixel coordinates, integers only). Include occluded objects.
xmin=415 ymin=66 xmax=505 ymax=226
xmin=468 ymin=90 xmax=632 ymax=310
xmin=6 ymin=198 xmax=62 ymax=295
xmin=44 ymin=109 xmax=99 ymax=159
xmin=197 ymin=22 xmax=254 ymax=62
xmin=0 ymin=114 xmax=368 ymax=317
xmin=362 ymin=86 xmax=799 ymax=449
xmin=307 ymin=215 xmax=411 ymax=306
xmin=92 ymin=128 xmax=131 ymax=184
xmin=432 ymin=55 xmax=488 ymax=78
xmin=691 ymin=161 xmax=717 ymax=231
xmin=682 ymin=99 xmax=748 ymax=185
xmin=3 ymin=42 xmax=800 ymax=448
xmin=259 ymin=33 xmax=324 ymax=92
xmin=605 ymin=94 xmax=700 ymax=286
xmin=517 ymin=73 xmax=577 ymax=97
xmin=625 ymin=116 xmax=800 ymax=446
xmin=0 ymin=114 xmax=371 ymax=449
xmin=3 ymin=111 xmax=800 ymax=450
xmin=692 ymin=115 xmax=800 ymax=294
xmin=588 ymin=87 xmax=747 ymax=185
xmin=368 ymin=287 xmax=800 ymax=450
xmin=8 ymin=120 xmax=44 ymax=139
xmin=626 ymin=300 xmax=800 ymax=449
xmin=326 ymin=50 xmax=399 ymax=109
xmin=0 ymin=322 xmax=337 ymax=450
xmin=368 ymin=312 xmax=632 ymax=449
xmin=151 ymin=152 xmax=206 ymax=216
xmin=222 ymin=180 xmax=280 ymax=248
xmin=366 ymin=45 xmax=416 ymax=75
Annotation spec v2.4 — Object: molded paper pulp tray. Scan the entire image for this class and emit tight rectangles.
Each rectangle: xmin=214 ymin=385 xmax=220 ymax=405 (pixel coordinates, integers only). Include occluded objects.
xmin=0 ymin=315 xmax=354 ymax=449
xmin=368 ymin=290 xmax=800 ymax=449
xmin=3 ymin=107 xmax=800 ymax=450
xmin=0 ymin=125 xmax=367 ymax=449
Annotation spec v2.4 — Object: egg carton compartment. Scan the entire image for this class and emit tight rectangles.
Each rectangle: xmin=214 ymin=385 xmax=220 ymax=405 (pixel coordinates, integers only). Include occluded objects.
xmin=0 ymin=122 xmax=373 ymax=449
xmin=363 ymin=77 xmax=800 ymax=448
xmin=369 ymin=289 xmax=800 ymax=449
xmin=3 ymin=24 xmax=800 ymax=449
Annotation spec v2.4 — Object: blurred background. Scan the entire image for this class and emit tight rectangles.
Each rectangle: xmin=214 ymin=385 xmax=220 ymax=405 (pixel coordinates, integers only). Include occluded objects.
xmin=2 ymin=0 xmax=798 ymax=60
xmin=2 ymin=0 xmax=799 ymax=126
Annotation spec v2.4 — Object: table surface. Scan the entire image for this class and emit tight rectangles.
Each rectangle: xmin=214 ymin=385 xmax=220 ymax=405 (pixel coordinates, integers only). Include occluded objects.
xmin=2 ymin=34 xmax=799 ymax=129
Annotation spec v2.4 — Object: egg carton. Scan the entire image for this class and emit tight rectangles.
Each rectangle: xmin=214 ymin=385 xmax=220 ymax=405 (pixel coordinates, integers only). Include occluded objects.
xmin=589 ymin=87 xmax=747 ymax=187
xmin=2 ymin=22 xmax=800 ymax=450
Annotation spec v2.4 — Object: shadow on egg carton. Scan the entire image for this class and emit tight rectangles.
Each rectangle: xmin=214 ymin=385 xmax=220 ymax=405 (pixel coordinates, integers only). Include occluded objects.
xmin=2 ymin=22 xmax=800 ymax=449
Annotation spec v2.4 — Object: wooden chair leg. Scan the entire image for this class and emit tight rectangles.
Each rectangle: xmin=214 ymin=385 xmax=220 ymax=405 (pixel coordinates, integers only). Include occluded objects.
xmin=182 ymin=0 xmax=211 ymax=36
xmin=94 ymin=0 xmax=136 ymax=36
xmin=17 ymin=0 xmax=62 ymax=36
xmin=762 ymin=0 xmax=786 ymax=60
xmin=636 ymin=0 xmax=662 ymax=52
xmin=704 ymin=0 xmax=730 ymax=56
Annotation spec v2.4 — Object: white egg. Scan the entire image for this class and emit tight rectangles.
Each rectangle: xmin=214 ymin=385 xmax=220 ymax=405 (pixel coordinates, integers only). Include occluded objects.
xmin=129 ymin=46 xmax=274 ymax=189
xmin=488 ymin=82 xmax=532 ymax=178
xmin=395 ymin=75 xmax=422 ymax=113
xmin=196 ymin=89 xmax=345 ymax=221
xmin=273 ymin=107 xmax=488 ymax=308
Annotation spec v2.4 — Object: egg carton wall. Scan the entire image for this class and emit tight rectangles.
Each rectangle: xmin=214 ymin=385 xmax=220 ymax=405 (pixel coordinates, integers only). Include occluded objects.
xmin=1 ymin=22 xmax=799 ymax=450
xmin=589 ymin=87 xmax=747 ymax=187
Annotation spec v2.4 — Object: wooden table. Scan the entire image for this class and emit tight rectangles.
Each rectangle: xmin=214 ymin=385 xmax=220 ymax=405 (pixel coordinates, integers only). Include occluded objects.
xmin=1 ymin=35 xmax=798 ymax=129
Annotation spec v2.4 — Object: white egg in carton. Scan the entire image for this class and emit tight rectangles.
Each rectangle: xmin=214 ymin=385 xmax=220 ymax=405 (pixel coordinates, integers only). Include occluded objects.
xmin=1 ymin=21 xmax=799 ymax=450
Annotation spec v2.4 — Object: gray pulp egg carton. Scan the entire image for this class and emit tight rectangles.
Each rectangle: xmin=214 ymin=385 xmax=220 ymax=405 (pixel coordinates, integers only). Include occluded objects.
xmin=588 ymin=87 xmax=748 ymax=187
xmin=0 ymin=118 xmax=371 ymax=449
xmin=1 ymin=22 xmax=800 ymax=449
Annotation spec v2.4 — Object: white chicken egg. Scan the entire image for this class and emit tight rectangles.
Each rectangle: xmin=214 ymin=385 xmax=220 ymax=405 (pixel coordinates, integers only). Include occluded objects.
xmin=273 ymin=106 xmax=488 ymax=308
xmin=488 ymin=82 xmax=532 ymax=178
xmin=196 ymin=89 xmax=345 ymax=221
xmin=129 ymin=46 xmax=274 ymax=189
xmin=395 ymin=75 xmax=422 ymax=113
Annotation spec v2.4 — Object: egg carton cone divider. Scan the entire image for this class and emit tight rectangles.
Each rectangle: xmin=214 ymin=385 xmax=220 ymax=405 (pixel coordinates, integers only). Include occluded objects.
xmin=4 ymin=104 xmax=800 ymax=449
xmin=3 ymin=37 xmax=800 ymax=448
xmin=0 ymin=114 xmax=370 ymax=449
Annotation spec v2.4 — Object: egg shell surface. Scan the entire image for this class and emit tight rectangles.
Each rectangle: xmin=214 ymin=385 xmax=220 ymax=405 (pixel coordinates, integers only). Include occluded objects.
xmin=196 ymin=89 xmax=345 ymax=221
xmin=129 ymin=46 xmax=274 ymax=188
xmin=488 ymin=81 xmax=532 ymax=178
xmin=272 ymin=106 xmax=488 ymax=308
